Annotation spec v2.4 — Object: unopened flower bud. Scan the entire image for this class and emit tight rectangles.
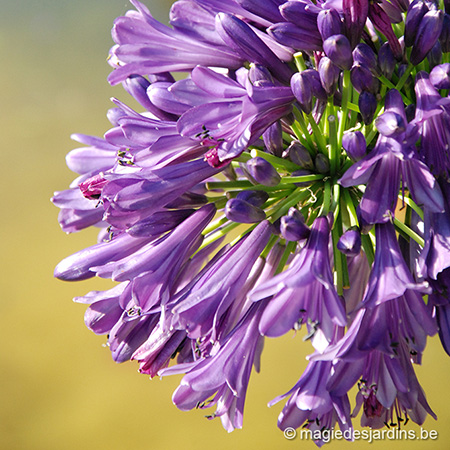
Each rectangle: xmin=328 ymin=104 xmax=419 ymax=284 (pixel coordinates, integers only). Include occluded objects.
xmin=375 ymin=111 xmax=406 ymax=137
xmin=280 ymin=208 xmax=310 ymax=241
xmin=430 ymin=63 xmax=450 ymax=89
xmin=317 ymin=9 xmax=343 ymax=41
xmin=236 ymin=190 xmax=269 ymax=207
xmin=378 ymin=42 xmax=396 ymax=79
xmin=353 ymin=43 xmax=380 ymax=76
xmin=439 ymin=13 xmax=450 ymax=52
xmin=351 ymin=63 xmax=377 ymax=93
xmin=315 ymin=153 xmax=330 ymax=174
xmin=318 ymin=56 xmax=340 ymax=96
xmin=291 ymin=72 xmax=313 ymax=114
xmin=291 ymin=70 xmax=327 ymax=114
xmin=225 ymin=198 xmax=266 ymax=223
xmin=249 ymin=64 xmax=274 ymax=85
xmin=323 ymin=34 xmax=353 ymax=70
xmin=405 ymin=0 xmax=429 ymax=47
xmin=410 ymin=9 xmax=444 ymax=65
xmin=286 ymin=141 xmax=314 ymax=168
xmin=359 ymin=91 xmax=377 ymax=125
xmin=246 ymin=157 xmax=281 ymax=186
xmin=342 ymin=131 xmax=367 ymax=161
xmin=337 ymin=228 xmax=362 ymax=256
xmin=263 ymin=121 xmax=283 ymax=157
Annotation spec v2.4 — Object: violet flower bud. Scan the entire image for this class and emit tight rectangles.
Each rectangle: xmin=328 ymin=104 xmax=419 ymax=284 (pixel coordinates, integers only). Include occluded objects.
xmin=378 ymin=42 xmax=396 ymax=79
xmin=317 ymin=8 xmax=343 ymax=41
xmin=342 ymin=131 xmax=367 ymax=161
xmin=291 ymin=71 xmax=313 ymax=114
xmin=359 ymin=90 xmax=377 ymax=125
xmin=375 ymin=111 xmax=406 ymax=137
xmin=353 ymin=43 xmax=380 ymax=76
xmin=246 ymin=157 xmax=281 ymax=186
xmin=315 ymin=153 xmax=330 ymax=174
xmin=236 ymin=190 xmax=269 ymax=207
xmin=318 ymin=56 xmax=340 ymax=96
xmin=351 ymin=63 xmax=377 ymax=93
xmin=439 ymin=13 xmax=450 ymax=53
xmin=390 ymin=0 xmax=409 ymax=12
xmin=410 ymin=9 xmax=444 ymax=65
xmin=291 ymin=69 xmax=327 ymax=115
xmin=286 ymin=141 xmax=314 ymax=169
xmin=280 ymin=207 xmax=310 ymax=241
xmin=405 ymin=0 xmax=429 ymax=47
xmin=263 ymin=121 xmax=283 ymax=157
xmin=248 ymin=64 xmax=274 ymax=85
xmin=224 ymin=198 xmax=266 ymax=223
xmin=337 ymin=228 xmax=362 ymax=256
xmin=343 ymin=0 xmax=369 ymax=49
xmin=428 ymin=40 xmax=443 ymax=69
xmin=430 ymin=63 xmax=450 ymax=89
xmin=323 ymin=34 xmax=353 ymax=71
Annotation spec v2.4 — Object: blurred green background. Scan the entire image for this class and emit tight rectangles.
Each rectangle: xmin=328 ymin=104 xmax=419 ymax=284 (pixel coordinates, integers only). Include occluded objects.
xmin=1 ymin=1 xmax=450 ymax=449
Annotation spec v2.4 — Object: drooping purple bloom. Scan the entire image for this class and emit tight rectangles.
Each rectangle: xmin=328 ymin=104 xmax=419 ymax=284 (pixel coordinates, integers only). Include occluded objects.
xmin=162 ymin=300 xmax=267 ymax=432
xmin=361 ymin=222 xmax=430 ymax=308
xmin=270 ymin=360 xmax=353 ymax=444
xmin=340 ymin=89 xmax=445 ymax=224
xmin=171 ymin=220 xmax=273 ymax=341
xmin=250 ymin=216 xmax=346 ymax=344
xmin=414 ymin=71 xmax=450 ymax=178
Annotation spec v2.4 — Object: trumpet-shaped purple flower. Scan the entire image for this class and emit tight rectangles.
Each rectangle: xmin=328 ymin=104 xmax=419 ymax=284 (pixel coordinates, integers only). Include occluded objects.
xmin=250 ymin=216 xmax=346 ymax=343
xmin=270 ymin=360 xmax=352 ymax=445
xmin=163 ymin=301 xmax=267 ymax=432
xmin=414 ymin=71 xmax=450 ymax=178
xmin=172 ymin=220 xmax=273 ymax=340
xmin=340 ymin=90 xmax=445 ymax=224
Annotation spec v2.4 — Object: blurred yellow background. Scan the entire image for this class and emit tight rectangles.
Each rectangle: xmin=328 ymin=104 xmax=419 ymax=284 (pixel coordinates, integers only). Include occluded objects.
xmin=1 ymin=1 xmax=450 ymax=449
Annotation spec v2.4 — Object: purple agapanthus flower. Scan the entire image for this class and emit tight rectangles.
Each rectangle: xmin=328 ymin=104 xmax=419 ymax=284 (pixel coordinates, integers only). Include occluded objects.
xmin=54 ymin=0 xmax=450 ymax=439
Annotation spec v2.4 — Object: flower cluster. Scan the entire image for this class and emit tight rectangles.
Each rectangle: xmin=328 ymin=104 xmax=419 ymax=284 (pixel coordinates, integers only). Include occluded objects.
xmin=54 ymin=0 xmax=450 ymax=443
